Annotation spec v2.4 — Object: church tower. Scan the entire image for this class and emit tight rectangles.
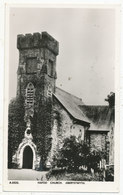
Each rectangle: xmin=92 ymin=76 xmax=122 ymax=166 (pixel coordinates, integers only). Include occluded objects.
xmin=10 ymin=32 xmax=59 ymax=170
xmin=17 ymin=32 xmax=59 ymax=100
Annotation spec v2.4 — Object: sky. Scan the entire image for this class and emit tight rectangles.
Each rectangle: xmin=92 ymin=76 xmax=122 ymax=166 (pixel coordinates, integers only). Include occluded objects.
xmin=9 ymin=7 xmax=115 ymax=105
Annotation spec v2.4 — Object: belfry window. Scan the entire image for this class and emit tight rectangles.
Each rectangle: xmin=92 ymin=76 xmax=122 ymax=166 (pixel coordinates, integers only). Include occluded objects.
xmin=49 ymin=59 xmax=54 ymax=77
xmin=47 ymin=84 xmax=52 ymax=97
xmin=25 ymin=83 xmax=35 ymax=106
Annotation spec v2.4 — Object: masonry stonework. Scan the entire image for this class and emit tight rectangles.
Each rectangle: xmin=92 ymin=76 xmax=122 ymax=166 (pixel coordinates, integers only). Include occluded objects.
xmin=8 ymin=31 xmax=114 ymax=171
xmin=89 ymin=132 xmax=107 ymax=151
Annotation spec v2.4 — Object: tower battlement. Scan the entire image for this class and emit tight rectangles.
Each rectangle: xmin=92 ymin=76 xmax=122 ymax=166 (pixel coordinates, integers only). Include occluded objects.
xmin=17 ymin=31 xmax=59 ymax=55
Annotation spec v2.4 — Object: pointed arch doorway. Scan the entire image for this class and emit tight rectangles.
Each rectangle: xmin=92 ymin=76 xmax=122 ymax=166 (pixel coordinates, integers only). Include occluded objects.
xmin=22 ymin=146 xmax=33 ymax=169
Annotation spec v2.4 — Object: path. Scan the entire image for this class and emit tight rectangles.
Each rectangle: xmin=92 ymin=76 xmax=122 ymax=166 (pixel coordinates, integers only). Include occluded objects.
xmin=8 ymin=169 xmax=48 ymax=181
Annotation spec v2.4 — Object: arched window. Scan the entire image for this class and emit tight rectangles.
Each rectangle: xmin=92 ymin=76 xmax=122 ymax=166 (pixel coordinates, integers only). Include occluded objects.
xmin=25 ymin=82 xmax=35 ymax=106
xmin=49 ymin=59 xmax=54 ymax=77
xmin=47 ymin=84 xmax=52 ymax=97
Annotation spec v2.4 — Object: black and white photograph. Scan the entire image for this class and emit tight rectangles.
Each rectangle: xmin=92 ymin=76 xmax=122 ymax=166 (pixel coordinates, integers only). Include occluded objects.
xmin=3 ymin=3 xmax=120 ymax=192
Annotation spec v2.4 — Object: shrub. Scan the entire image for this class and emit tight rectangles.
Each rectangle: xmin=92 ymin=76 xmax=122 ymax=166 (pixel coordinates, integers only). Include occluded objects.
xmin=86 ymin=149 xmax=106 ymax=172
xmin=105 ymin=165 xmax=114 ymax=181
xmin=52 ymin=136 xmax=106 ymax=173
xmin=52 ymin=136 xmax=89 ymax=172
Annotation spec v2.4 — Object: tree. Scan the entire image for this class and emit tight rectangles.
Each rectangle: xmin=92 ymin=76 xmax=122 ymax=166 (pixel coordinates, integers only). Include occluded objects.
xmin=52 ymin=136 xmax=90 ymax=172
xmin=105 ymin=92 xmax=115 ymax=122
xmin=105 ymin=92 xmax=115 ymax=107
xmin=52 ymin=136 xmax=106 ymax=173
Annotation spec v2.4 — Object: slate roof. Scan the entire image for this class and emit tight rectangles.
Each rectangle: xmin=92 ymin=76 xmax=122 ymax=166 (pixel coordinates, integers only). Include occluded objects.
xmin=54 ymin=87 xmax=114 ymax=131
xmin=54 ymin=87 xmax=90 ymax=124
xmin=79 ymin=105 xmax=114 ymax=131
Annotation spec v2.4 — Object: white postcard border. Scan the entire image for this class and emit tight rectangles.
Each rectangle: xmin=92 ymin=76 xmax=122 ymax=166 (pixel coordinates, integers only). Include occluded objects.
xmin=3 ymin=2 xmax=121 ymax=192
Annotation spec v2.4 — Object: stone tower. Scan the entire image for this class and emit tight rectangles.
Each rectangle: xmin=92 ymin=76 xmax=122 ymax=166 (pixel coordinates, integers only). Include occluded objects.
xmin=17 ymin=32 xmax=59 ymax=99
xmin=10 ymin=32 xmax=59 ymax=170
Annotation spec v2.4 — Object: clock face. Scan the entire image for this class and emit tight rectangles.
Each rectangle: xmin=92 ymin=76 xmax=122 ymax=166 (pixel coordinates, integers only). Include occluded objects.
xmin=47 ymin=84 xmax=52 ymax=97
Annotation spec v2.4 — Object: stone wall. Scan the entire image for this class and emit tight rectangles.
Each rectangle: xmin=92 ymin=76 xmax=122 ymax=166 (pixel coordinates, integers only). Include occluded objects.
xmin=108 ymin=123 xmax=114 ymax=165
xmin=9 ymin=32 xmax=59 ymax=169
xmin=17 ymin=32 xmax=59 ymax=55
xmin=71 ymin=124 xmax=85 ymax=141
xmin=49 ymin=98 xmax=87 ymax=161
xmin=89 ymin=131 xmax=108 ymax=152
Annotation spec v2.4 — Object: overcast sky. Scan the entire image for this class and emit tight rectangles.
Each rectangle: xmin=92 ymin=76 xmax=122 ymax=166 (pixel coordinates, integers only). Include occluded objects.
xmin=9 ymin=7 xmax=115 ymax=105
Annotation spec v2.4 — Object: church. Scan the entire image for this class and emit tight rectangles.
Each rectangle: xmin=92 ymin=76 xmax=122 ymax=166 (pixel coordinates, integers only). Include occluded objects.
xmin=8 ymin=32 xmax=114 ymax=170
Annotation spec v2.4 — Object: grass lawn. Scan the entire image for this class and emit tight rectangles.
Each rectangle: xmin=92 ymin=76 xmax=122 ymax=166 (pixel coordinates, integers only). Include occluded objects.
xmin=46 ymin=170 xmax=104 ymax=181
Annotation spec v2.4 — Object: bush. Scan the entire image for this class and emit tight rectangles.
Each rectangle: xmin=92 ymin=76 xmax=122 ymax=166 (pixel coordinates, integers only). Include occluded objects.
xmin=86 ymin=149 xmax=106 ymax=172
xmin=52 ymin=136 xmax=89 ymax=172
xmin=52 ymin=136 xmax=106 ymax=173
xmin=105 ymin=165 xmax=114 ymax=181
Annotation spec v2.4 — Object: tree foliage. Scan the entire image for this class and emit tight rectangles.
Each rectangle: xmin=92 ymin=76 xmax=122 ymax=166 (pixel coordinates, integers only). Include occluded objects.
xmin=52 ymin=136 xmax=106 ymax=172
xmin=105 ymin=92 xmax=115 ymax=107
xmin=35 ymin=98 xmax=53 ymax=170
xmin=8 ymin=95 xmax=25 ymax=168
xmin=8 ymin=92 xmax=53 ymax=170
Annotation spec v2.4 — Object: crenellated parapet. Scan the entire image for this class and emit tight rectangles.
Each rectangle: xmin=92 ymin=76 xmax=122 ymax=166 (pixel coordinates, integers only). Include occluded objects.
xmin=17 ymin=32 xmax=59 ymax=55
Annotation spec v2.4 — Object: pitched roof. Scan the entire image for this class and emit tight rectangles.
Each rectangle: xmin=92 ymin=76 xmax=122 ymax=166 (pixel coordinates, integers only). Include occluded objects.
xmin=79 ymin=105 xmax=114 ymax=130
xmin=54 ymin=87 xmax=114 ymax=131
xmin=54 ymin=87 xmax=90 ymax=124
